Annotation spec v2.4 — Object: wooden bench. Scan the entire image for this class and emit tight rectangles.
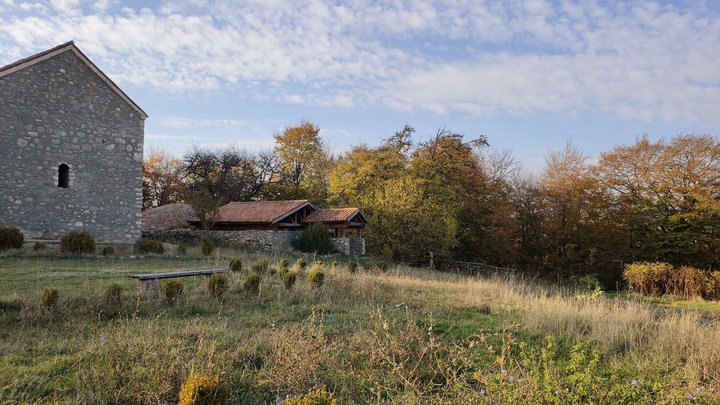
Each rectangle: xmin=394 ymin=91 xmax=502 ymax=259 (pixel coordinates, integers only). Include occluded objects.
xmin=129 ymin=268 xmax=230 ymax=295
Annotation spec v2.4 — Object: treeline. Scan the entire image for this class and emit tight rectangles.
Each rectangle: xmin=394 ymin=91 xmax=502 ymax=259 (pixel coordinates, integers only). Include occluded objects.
xmin=143 ymin=122 xmax=720 ymax=285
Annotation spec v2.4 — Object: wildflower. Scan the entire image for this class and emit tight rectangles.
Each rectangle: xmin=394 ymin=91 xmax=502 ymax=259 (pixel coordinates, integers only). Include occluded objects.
xmin=631 ymin=379 xmax=638 ymax=386
xmin=509 ymin=375 xmax=516 ymax=382
xmin=99 ymin=336 xmax=106 ymax=344
xmin=687 ymin=394 xmax=695 ymax=400
xmin=695 ymin=387 xmax=702 ymax=393
xmin=501 ymin=369 xmax=507 ymax=374
xmin=480 ymin=388 xmax=486 ymax=395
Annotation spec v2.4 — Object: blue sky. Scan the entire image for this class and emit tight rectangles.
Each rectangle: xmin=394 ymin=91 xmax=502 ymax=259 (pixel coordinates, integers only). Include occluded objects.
xmin=1 ymin=0 xmax=718 ymax=172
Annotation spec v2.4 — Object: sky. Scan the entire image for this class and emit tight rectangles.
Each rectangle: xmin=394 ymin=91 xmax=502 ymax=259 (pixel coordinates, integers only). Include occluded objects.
xmin=0 ymin=0 xmax=718 ymax=172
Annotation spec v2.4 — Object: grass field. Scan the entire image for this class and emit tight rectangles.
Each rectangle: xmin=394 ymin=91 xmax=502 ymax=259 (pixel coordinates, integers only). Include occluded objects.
xmin=1 ymin=251 xmax=719 ymax=403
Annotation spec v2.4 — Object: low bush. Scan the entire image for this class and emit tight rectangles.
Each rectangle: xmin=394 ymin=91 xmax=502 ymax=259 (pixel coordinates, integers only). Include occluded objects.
xmin=347 ymin=261 xmax=358 ymax=274
xmin=178 ymin=244 xmax=187 ymax=255
xmin=308 ymin=270 xmax=325 ymax=289
xmin=39 ymin=287 xmax=59 ymax=310
xmin=624 ymin=262 xmax=720 ymax=300
xmin=178 ymin=373 xmax=229 ymax=405
xmin=60 ymin=230 xmax=95 ymax=254
xmin=377 ymin=262 xmax=388 ymax=272
xmin=163 ymin=280 xmax=184 ymax=303
xmin=297 ymin=222 xmax=335 ymax=254
xmin=331 ymin=260 xmax=338 ymax=269
xmin=285 ymin=385 xmax=336 ymax=405
xmin=244 ymin=274 xmax=261 ymax=294
xmin=200 ymin=236 xmax=216 ymax=256
xmin=251 ymin=258 xmax=269 ymax=274
xmin=362 ymin=262 xmax=374 ymax=271
xmin=282 ymin=271 xmax=297 ymax=290
xmin=296 ymin=257 xmax=308 ymax=269
xmin=134 ymin=239 xmax=165 ymax=255
xmin=207 ymin=274 xmax=229 ymax=299
xmin=228 ymin=258 xmax=242 ymax=272
xmin=0 ymin=226 xmax=24 ymax=251
xmin=32 ymin=241 xmax=46 ymax=251
xmin=104 ymin=283 xmax=123 ymax=305
xmin=279 ymin=258 xmax=290 ymax=270
xmin=101 ymin=246 xmax=114 ymax=256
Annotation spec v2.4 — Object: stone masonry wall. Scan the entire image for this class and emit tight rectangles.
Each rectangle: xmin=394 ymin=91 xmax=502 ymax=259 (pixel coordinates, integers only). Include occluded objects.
xmin=142 ymin=229 xmax=302 ymax=252
xmin=0 ymin=50 xmax=145 ymax=242
xmin=332 ymin=237 xmax=366 ymax=256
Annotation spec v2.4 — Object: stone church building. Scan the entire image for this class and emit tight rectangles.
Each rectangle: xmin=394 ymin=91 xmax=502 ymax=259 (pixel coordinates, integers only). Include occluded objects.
xmin=0 ymin=42 xmax=147 ymax=243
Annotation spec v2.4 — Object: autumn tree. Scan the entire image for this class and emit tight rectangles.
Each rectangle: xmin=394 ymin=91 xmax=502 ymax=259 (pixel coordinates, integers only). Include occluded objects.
xmin=596 ymin=134 xmax=720 ymax=268
xmin=142 ymin=149 xmax=188 ymax=209
xmin=184 ymin=147 xmax=276 ymax=203
xmin=271 ymin=121 xmax=331 ymax=202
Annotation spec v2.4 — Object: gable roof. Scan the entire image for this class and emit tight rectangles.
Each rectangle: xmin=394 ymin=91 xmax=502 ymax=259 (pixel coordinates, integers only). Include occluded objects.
xmin=0 ymin=41 xmax=148 ymax=119
xmin=217 ymin=200 xmax=313 ymax=224
xmin=304 ymin=208 xmax=366 ymax=223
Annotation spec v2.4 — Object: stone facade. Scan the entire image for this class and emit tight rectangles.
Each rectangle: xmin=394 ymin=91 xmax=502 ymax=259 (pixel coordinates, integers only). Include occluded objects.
xmin=0 ymin=47 xmax=145 ymax=242
xmin=332 ymin=237 xmax=366 ymax=256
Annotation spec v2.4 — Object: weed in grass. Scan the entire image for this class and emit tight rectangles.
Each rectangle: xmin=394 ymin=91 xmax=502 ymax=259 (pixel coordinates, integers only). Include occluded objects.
xmin=38 ymin=287 xmax=59 ymax=311
xmin=178 ymin=373 xmax=229 ymax=405
xmin=208 ymin=274 xmax=229 ymax=299
xmin=163 ymin=280 xmax=184 ymax=303
xmin=229 ymin=258 xmax=242 ymax=272
xmin=104 ymin=283 xmax=123 ymax=305
xmin=308 ymin=270 xmax=325 ymax=289
xmin=244 ymin=274 xmax=261 ymax=294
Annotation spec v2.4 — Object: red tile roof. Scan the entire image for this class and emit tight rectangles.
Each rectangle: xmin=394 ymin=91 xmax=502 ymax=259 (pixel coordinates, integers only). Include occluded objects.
xmin=304 ymin=208 xmax=364 ymax=223
xmin=218 ymin=200 xmax=312 ymax=223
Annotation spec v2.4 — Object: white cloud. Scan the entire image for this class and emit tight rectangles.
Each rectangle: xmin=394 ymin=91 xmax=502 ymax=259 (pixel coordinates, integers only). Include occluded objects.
xmin=0 ymin=0 xmax=718 ymax=124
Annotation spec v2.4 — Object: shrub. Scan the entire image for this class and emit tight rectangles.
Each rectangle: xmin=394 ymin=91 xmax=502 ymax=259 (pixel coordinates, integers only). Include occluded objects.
xmin=347 ymin=261 xmax=358 ymax=274
xmin=297 ymin=222 xmax=335 ymax=254
xmin=362 ymin=262 xmax=374 ymax=271
xmin=178 ymin=244 xmax=187 ymax=255
xmin=285 ymin=385 xmax=337 ymax=405
xmin=624 ymin=262 xmax=720 ymax=300
xmin=251 ymin=258 xmax=269 ymax=274
xmin=244 ymin=274 xmax=261 ymax=294
xmin=201 ymin=236 xmax=216 ymax=256
xmin=178 ymin=373 xmax=229 ymax=405
xmin=39 ymin=287 xmax=59 ymax=310
xmin=279 ymin=258 xmax=290 ymax=270
xmin=228 ymin=258 xmax=242 ymax=272
xmin=377 ymin=261 xmax=388 ymax=272
xmin=134 ymin=238 xmax=165 ymax=254
xmin=331 ymin=260 xmax=338 ymax=269
xmin=308 ymin=270 xmax=325 ymax=289
xmin=104 ymin=283 xmax=123 ymax=304
xmin=163 ymin=280 xmax=184 ymax=303
xmin=101 ymin=246 xmax=114 ymax=256
xmin=60 ymin=230 xmax=95 ymax=254
xmin=296 ymin=257 xmax=308 ymax=269
xmin=208 ymin=274 xmax=229 ymax=298
xmin=33 ymin=241 xmax=46 ymax=251
xmin=0 ymin=226 xmax=24 ymax=251
xmin=282 ymin=271 xmax=297 ymax=290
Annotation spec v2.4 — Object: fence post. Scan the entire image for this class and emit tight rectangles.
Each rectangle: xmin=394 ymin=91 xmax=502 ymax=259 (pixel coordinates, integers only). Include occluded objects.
xmin=429 ymin=251 xmax=434 ymax=269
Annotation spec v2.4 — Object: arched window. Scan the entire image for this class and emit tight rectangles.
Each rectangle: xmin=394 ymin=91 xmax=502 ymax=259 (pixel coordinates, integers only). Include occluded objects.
xmin=58 ymin=164 xmax=69 ymax=188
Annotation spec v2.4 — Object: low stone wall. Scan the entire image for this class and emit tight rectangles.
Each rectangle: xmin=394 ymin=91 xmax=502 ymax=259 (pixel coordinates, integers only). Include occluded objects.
xmin=141 ymin=229 xmax=301 ymax=252
xmin=332 ymin=237 xmax=365 ymax=256
xmin=142 ymin=228 xmax=366 ymax=255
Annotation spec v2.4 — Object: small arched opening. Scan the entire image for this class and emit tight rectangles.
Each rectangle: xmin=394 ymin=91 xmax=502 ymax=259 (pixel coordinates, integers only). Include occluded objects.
xmin=58 ymin=164 xmax=69 ymax=188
